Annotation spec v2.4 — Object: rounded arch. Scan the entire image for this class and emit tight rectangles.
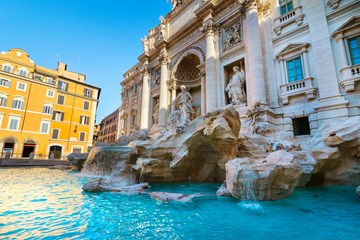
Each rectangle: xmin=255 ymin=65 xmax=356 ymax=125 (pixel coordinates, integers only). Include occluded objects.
xmin=171 ymin=45 xmax=205 ymax=80
xmin=1 ymin=136 xmax=18 ymax=144
xmin=23 ymin=138 xmax=38 ymax=144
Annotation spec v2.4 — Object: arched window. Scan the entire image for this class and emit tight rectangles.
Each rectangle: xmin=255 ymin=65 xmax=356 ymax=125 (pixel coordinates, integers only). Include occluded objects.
xmin=12 ymin=96 xmax=24 ymax=110
xmin=43 ymin=103 xmax=53 ymax=115
xmin=0 ymin=92 xmax=7 ymax=107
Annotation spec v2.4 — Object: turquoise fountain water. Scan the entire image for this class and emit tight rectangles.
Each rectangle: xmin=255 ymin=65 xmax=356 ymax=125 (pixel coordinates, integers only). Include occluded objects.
xmin=0 ymin=168 xmax=359 ymax=239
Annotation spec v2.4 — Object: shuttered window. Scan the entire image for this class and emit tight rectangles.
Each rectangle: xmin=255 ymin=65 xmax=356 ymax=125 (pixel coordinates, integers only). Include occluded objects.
xmin=52 ymin=129 xmax=60 ymax=139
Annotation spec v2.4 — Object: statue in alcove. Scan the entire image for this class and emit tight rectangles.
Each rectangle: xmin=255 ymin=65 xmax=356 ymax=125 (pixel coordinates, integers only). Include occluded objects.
xmin=152 ymin=99 xmax=160 ymax=125
xmin=176 ymin=85 xmax=194 ymax=125
xmin=225 ymin=66 xmax=247 ymax=106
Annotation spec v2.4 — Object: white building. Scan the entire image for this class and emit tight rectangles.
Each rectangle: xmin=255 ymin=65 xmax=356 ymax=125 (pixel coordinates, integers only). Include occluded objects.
xmin=120 ymin=0 xmax=360 ymax=138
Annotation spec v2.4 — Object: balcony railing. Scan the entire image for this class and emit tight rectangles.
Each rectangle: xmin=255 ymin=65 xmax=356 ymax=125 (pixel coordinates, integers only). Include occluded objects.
xmin=340 ymin=64 xmax=360 ymax=92
xmin=274 ymin=6 xmax=305 ymax=35
xmin=280 ymin=77 xmax=317 ymax=105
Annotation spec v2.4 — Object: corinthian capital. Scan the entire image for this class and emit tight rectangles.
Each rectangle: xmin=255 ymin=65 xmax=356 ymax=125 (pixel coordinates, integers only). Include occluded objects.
xmin=239 ymin=0 xmax=270 ymax=14
xmin=141 ymin=59 xmax=150 ymax=73
xmin=158 ymin=48 xmax=169 ymax=64
xmin=201 ymin=19 xmax=218 ymax=36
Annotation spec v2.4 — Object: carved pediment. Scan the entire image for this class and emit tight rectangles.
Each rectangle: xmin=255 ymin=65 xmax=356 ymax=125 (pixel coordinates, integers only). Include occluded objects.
xmin=333 ymin=16 xmax=360 ymax=37
xmin=276 ymin=43 xmax=310 ymax=60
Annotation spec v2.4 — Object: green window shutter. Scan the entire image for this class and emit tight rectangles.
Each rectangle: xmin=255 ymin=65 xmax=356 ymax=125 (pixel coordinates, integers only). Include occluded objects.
xmin=348 ymin=37 xmax=360 ymax=65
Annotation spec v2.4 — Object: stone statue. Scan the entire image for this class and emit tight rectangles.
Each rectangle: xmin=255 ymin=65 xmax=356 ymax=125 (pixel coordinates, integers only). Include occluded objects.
xmin=152 ymin=99 xmax=160 ymax=125
xmin=141 ymin=35 xmax=149 ymax=53
xmin=170 ymin=0 xmax=183 ymax=10
xmin=158 ymin=16 xmax=167 ymax=40
xmin=225 ymin=66 xmax=247 ymax=105
xmin=176 ymin=85 xmax=194 ymax=125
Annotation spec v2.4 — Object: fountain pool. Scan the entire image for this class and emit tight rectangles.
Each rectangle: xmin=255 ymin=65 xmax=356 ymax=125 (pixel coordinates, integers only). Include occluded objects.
xmin=0 ymin=168 xmax=359 ymax=239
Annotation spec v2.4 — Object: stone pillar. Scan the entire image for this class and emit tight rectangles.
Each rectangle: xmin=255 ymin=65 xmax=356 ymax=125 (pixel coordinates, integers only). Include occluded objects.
xmin=336 ymin=34 xmax=349 ymax=69
xmin=202 ymin=19 xmax=217 ymax=113
xmin=244 ymin=2 xmax=266 ymax=105
xmin=280 ymin=60 xmax=287 ymax=84
xmin=159 ymin=49 xmax=169 ymax=128
xmin=302 ymin=50 xmax=310 ymax=78
xmin=140 ymin=63 xmax=150 ymax=130
xmin=201 ymin=72 xmax=206 ymax=116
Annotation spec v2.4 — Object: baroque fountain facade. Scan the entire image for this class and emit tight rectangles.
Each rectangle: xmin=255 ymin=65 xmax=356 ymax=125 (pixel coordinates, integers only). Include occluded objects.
xmin=83 ymin=0 xmax=360 ymax=200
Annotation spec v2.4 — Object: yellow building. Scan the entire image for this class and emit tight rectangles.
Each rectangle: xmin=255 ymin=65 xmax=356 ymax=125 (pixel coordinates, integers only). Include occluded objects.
xmin=0 ymin=48 xmax=101 ymax=159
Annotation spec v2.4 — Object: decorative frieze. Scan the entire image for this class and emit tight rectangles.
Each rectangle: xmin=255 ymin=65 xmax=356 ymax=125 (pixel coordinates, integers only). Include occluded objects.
xmin=222 ymin=22 xmax=242 ymax=52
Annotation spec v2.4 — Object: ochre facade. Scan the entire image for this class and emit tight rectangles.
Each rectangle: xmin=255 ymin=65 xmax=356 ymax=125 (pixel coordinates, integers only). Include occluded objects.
xmin=0 ymin=48 xmax=100 ymax=159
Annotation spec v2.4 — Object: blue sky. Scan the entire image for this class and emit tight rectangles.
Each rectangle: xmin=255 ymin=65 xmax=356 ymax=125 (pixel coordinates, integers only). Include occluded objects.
xmin=0 ymin=0 xmax=172 ymax=122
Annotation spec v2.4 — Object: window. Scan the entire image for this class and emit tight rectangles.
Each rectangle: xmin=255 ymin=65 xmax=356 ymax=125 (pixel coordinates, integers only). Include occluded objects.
xmin=34 ymin=74 xmax=42 ymax=81
xmin=72 ymin=147 xmax=82 ymax=153
xmin=79 ymin=132 xmax=86 ymax=142
xmin=279 ymin=0 xmax=293 ymax=15
xmin=80 ymin=116 xmax=89 ymax=125
xmin=2 ymin=64 xmax=12 ymax=73
xmin=0 ymin=94 xmax=7 ymax=107
xmin=348 ymin=36 xmax=360 ymax=65
xmin=133 ymin=84 xmax=138 ymax=94
xmin=292 ymin=117 xmax=311 ymax=136
xmin=52 ymin=111 xmax=64 ymax=121
xmin=84 ymin=88 xmax=92 ymax=98
xmin=8 ymin=116 xmax=20 ymax=130
xmin=83 ymin=101 xmax=90 ymax=110
xmin=16 ymin=82 xmax=27 ymax=91
xmin=12 ymin=98 xmax=24 ymax=110
xmin=52 ymin=129 xmax=60 ymax=139
xmin=0 ymin=79 xmax=11 ymax=87
xmin=19 ymin=69 xmax=28 ymax=77
xmin=287 ymin=57 xmax=303 ymax=82
xmin=43 ymin=104 xmax=53 ymax=115
xmin=125 ymin=89 xmax=129 ymax=99
xmin=46 ymin=90 xmax=55 ymax=98
xmin=40 ymin=121 xmax=50 ymax=134
xmin=57 ymin=95 xmax=65 ymax=105
xmin=47 ymin=77 xmax=56 ymax=85
xmin=58 ymin=81 xmax=68 ymax=91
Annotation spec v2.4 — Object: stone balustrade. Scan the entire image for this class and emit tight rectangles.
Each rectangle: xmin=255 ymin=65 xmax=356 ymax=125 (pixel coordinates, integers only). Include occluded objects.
xmin=274 ymin=6 xmax=305 ymax=35
xmin=340 ymin=64 xmax=360 ymax=92
xmin=280 ymin=77 xmax=317 ymax=104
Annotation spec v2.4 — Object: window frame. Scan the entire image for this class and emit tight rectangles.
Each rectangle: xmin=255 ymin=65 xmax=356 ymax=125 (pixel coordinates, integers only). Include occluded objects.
xmin=0 ymin=78 xmax=11 ymax=88
xmin=40 ymin=121 xmax=50 ymax=134
xmin=16 ymin=82 xmax=27 ymax=92
xmin=8 ymin=116 xmax=20 ymax=131
xmin=52 ymin=111 xmax=64 ymax=121
xmin=79 ymin=132 xmax=86 ymax=142
xmin=80 ymin=115 xmax=90 ymax=125
xmin=84 ymin=88 xmax=92 ymax=98
xmin=286 ymin=56 xmax=304 ymax=83
xmin=57 ymin=95 xmax=65 ymax=105
xmin=279 ymin=0 xmax=294 ymax=15
xmin=2 ymin=63 xmax=13 ymax=73
xmin=52 ymin=129 xmax=60 ymax=139
xmin=43 ymin=103 xmax=53 ymax=115
xmin=46 ymin=89 xmax=55 ymax=98
xmin=58 ymin=80 xmax=68 ymax=92
xmin=347 ymin=36 xmax=360 ymax=66
xmin=0 ymin=93 xmax=7 ymax=107
xmin=83 ymin=101 xmax=90 ymax=110
xmin=11 ymin=97 xmax=25 ymax=110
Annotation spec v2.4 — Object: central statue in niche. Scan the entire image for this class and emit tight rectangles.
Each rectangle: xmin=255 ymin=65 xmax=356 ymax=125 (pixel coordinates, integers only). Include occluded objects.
xmin=176 ymin=85 xmax=194 ymax=125
xmin=226 ymin=66 xmax=247 ymax=106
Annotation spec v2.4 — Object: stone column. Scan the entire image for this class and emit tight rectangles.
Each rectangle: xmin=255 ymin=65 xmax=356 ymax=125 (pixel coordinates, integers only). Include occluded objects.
xmin=201 ymin=72 xmax=206 ymax=116
xmin=335 ymin=34 xmax=349 ymax=69
xmin=244 ymin=2 xmax=266 ymax=105
xmin=159 ymin=49 xmax=169 ymax=128
xmin=140 ymin=62 xmax=150 ymax=130
xmin=302 ymin=50 xmax=310 ymax=79
xmin=171 ymin=84 xmax=177 ymax=113
xmin=202 ymin=19 xmax=217 ymax=113
xmin=280 ymin=59 xmax=287 ymax=84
